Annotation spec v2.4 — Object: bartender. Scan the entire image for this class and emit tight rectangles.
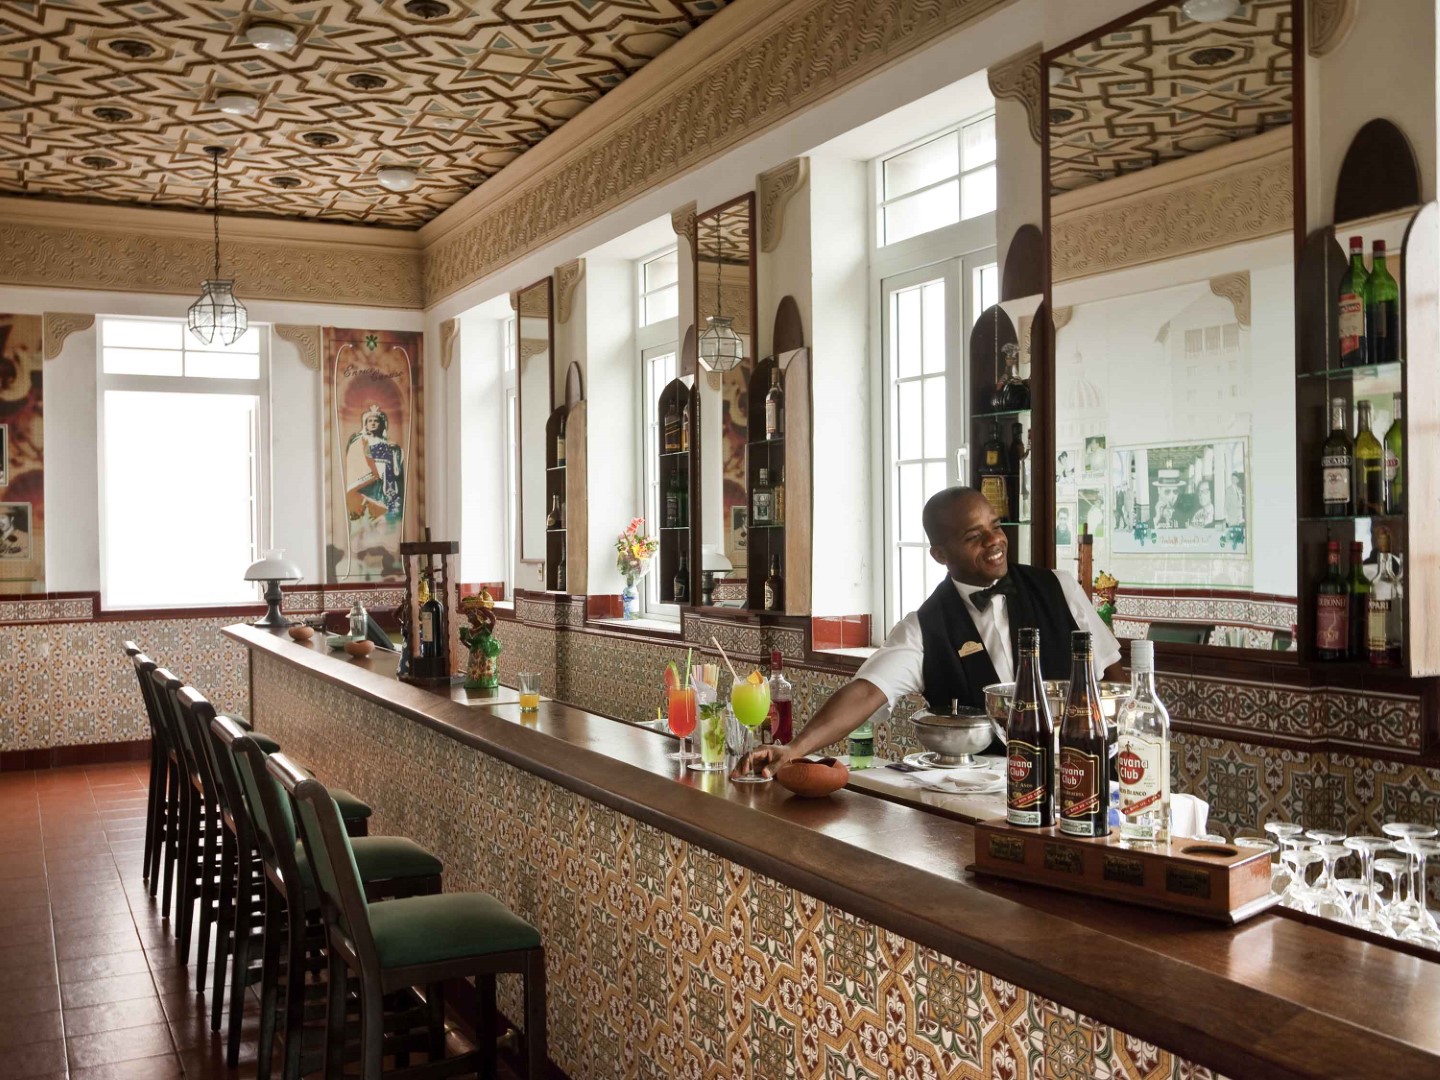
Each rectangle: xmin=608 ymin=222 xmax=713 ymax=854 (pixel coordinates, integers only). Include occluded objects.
xmin=739 ymin=486 xmax=1120 ymax=778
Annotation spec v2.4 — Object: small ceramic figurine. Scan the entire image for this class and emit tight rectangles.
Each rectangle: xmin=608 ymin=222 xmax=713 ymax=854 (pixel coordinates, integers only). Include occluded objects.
xmin=1094 ymin=570 xmax=1118 ymax=629
xmin=458 ymin=590 xmax=502 ymax=689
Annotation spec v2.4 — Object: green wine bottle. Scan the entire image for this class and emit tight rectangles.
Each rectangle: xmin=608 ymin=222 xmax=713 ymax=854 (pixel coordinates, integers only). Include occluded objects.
xmin=1338 ymin=235 xmax=1369 ymax=368
xmin=1384 ymin=393 xmax=1404 ymax=514
xmin=1365 ymin=240 xmax=1400 ymax=364
xmin=1354 ymin=400 xmax=1385 ymax=516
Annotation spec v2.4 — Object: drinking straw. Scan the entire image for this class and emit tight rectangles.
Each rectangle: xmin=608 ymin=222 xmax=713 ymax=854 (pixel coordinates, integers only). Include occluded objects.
xmin=683 ymin=647 xmax=694 ymax=689
xmin=711 ymin=635 xmax=740 ymax=682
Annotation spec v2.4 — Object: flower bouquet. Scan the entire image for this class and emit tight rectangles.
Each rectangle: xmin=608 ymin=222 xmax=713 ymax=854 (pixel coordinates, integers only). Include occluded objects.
xmin=615 ymin=517 xmax=659 ymax=618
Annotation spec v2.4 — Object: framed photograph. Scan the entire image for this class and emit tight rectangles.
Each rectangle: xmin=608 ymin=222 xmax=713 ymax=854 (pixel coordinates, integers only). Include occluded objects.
xmin=729 ymin=505 xmax=748 ymax=554
xmin=1078 ymin=488 xmax=1105 ymax=540
xmin=1112 ymin=439 xmax=1248 ymax=554
xmin=1082 ymin=435 xmax=1107 ymax=482
xmin=0 ymin=502 xmax=31 ymax=561
xmin=0 ymin=424 xmax=8 ymax=488
xmin=1056 ymin=445 xmax=1078 ymax=491
xmin=1055 ymin=499 xmax=1078 ymax=556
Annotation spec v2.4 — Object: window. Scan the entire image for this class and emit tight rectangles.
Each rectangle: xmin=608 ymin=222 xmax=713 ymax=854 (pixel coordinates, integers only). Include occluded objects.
xmin=879 ymin=114 xmax=996 ymax=246
xmin=99 ymin=318 xmax=267 ymax=608
xmin=640 ymin=248 xmax=679 ymax=326
xmin=501 ymin=315 xmax=518 ymax=598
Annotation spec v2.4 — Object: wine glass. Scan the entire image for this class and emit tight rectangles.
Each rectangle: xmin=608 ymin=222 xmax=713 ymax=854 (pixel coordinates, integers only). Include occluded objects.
xmin=1342 ymin=835 xmax=1395 ymax=935
xmin=1310 ymin=844 xmax=1353 ymax=920
xmin=1374 ymin=857 xmax=1410 ymax=932
xmin=729 ymin=672 xmax=772 ymax=783
xmin=1398 ymin=838 xmax=1440 ymax=947
xmin=1381 ymin=822 xmax=1438 ymax=925
xmin=1281 ymin=851 xmax=1323 ymax=912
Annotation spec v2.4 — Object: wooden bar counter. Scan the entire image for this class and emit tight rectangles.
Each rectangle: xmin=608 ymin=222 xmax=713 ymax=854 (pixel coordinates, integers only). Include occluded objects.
xmin=226 ymin=624 xmax=1440 ymax=1080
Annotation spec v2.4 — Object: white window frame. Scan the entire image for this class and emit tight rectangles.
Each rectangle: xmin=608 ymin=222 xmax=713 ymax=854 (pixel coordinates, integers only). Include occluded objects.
xmin=96 ymin=316 xmax=271 ymax=610
xmin=501 ymin=315 xmax=518 ymax=600
xmin=636 ymin=249 xmax=679 ymax=617
xmin=876 ymin=112 xmax=996 ymax=248
xmin=639 ymin=246 xmax=681 ymax=328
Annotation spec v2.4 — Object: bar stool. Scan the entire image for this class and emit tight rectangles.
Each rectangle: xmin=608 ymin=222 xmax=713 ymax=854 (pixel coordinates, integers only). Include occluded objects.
xmin=225 ymin=725 xmax=444 ymax=1080
xmin=123 ymin=642 xmax=169 ymax=900
xmin=130 ymin=650 xmax=183 ymax=916
xmin=271 ymin=752 xmax=548 ymax=1080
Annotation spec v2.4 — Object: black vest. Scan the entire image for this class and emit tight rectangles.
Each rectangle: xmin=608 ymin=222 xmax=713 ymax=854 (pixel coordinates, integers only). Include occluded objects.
xmin=915 ymin=564 xmax=1077 ymax=717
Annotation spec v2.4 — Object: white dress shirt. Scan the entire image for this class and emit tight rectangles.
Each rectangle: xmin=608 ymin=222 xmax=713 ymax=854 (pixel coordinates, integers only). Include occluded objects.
xmin=855 ymin=570 xmax=1121 ymax=708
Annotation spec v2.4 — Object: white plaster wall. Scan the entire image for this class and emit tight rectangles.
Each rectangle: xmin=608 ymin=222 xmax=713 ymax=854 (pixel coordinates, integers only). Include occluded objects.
xmin=457 ymin=306 xmax=509 ymax=585
xmin=0 ymin=284 xmax=422 ymax=593
xmin=994 ymin=93 xmax=1042 ymax=286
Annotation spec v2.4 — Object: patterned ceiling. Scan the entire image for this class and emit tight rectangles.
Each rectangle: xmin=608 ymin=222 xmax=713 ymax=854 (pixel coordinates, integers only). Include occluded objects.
xmin=1048 ymin=0 xmax=1292 ymax=194
xmin=0 ymin=0 xmax=729 ymax=227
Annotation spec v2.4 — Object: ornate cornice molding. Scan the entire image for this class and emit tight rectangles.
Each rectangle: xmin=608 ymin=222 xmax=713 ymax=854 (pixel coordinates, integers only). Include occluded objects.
xmin=1052 ymin=306 xmax=1073 ymax=332
xmin=988 ymin=45 xmax=1043 ymax=145
xmin=1210 ymin=272 xmax=1252 ymax=327
xmin=758 ymin=158 xmax=808 ymax=253
xmin=41 ymin=312 xmax=94 ymax=361
xmin=1308 ymin=0 xmax=1357 ymax=57
xmin=1051 ymin=131 xmax=1293 ymax=282
xmin=422 ymin=0 xmax=1015 ymax=301
xmin=671 ymin=202 xmax=697 ymax=248
xmin=273 ymin=325 xmax=321 ymax=371
xmin=2 ymin=218 xmax=423 ymax=309
xmin=438 ymin=319 xmax=459 ymax=370
xmin=555 ymin=259 xmax=586 ymax=325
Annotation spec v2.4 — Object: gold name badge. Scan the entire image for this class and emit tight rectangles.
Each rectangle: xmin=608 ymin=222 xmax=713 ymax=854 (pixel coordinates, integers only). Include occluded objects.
xmin=958 ymin=641 xmax=984 ymax=658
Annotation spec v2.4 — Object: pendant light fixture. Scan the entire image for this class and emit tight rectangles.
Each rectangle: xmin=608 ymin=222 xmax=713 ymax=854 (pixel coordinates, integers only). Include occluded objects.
xmin=697 ymin=216 xmax=744 ymax=372
xmin=188 ymin=145 xmax=248 ymax=347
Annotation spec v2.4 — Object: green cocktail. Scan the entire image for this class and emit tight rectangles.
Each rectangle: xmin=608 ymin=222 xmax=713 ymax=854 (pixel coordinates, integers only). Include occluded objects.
xmin=730 ymin=674 xmax=772 ymax=783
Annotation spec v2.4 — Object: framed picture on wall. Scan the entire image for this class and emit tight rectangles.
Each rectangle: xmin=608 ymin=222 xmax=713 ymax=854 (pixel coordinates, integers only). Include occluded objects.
xmin=1082 ymin=435 xmax=1107 ymax=483
xmin=1056 ymin=499 xmax=1078 ymax=557
xmin=730 ymin=505 xmax=748 ymax=555
xmin=1112 ymin=439 xmax=1248 ymax=555
xmin=1077 ymin=488 xmax=1105 ymax=540
xmin=1056 ymin=445 xmax=1078 ymax=492
xmin=0 ymin=502 xmax=31 ymax=560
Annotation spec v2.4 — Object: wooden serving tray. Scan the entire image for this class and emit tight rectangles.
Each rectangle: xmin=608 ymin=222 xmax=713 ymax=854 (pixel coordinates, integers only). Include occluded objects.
xmin=971 ymin=817 xmax=1281 ymax=924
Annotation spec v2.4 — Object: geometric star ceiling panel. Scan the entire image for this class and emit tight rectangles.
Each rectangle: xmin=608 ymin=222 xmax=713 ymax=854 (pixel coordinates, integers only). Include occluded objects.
xmin=0 ymin=0 xmax=728 ymax=227
xmin=1048 ymin=0 xmax=1292 ymax=194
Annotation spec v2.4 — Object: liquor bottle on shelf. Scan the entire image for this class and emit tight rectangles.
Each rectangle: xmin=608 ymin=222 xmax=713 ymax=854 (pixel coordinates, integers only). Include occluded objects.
xmin=1366 ymin=240 xmax=1401 ymax=364
xmin=1006 ymin=628 xmax=1054 ymax=828
xmin=1385 ymin=393 xmax=1404 ymax=515
xmin=664 ymin=473 xmax=680 ymax=529
xmin=663 ymin=394 xmax=681 ymax=452
xmin=979 ymin=422 xmax=1011 ymax=520
xmin=418 ymin=568 xmax=441 ymax=659
xmin=546 ymin=494 xmax=563 ymax=530
xmin=1368 ymin=528 xmax=1403 ymax=667
xmin=555 ymin=550 xmax=566 ymax=593
xmin=752 ymin=467 xmax=775 ymax=526
xmin=681 ymin=396 xmax=691 ymax=452
xmin=1338 ymin=235 xmax=1369 ymax=368
xmin=765 ymin=366 xmax=785 ymax=440
xmin=998 ymin=343 xmax=1030 ymax=410
xmin=772 ymin=468 xmax=785 ymax=526
xmin=1116 ymin=640 xmax=1170 ymax=845
xmin=555 ymin=413 xmax=566 ymax=466
xmin=1058 ymin=631 xmax=1110 ymax=838
xmin=1314 ymin=538 xmax=1349 ymax=661
xmin=1321 ymin=397 xmax=1353 ymax=516
xmin=1354 ymin=400 xmax=1385 ymax=516
xmin=673 ymin=552 xmax=689 ymax=604
xmin=763 ymin=553 xmax=784 ymax=612
xmin=1348 ymin=540 xmax=1370 ymax=661
xmin=678 ymin=469 xmax=689 ymax=525
xmin=767 ymin=651 xmax=793 ymax=745
xmin=1008 ymin=422 xmax=1027 ymax=522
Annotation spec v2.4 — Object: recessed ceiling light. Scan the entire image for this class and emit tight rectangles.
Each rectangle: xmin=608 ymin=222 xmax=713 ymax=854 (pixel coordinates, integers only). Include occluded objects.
xmin=80 ymin=155 xmax=119 ymax=169
xmin=404 ymin=0 xmax=450 ymax=18
xmin=216 ymin=92 xmax=261 ymax=116
xmin=1181 ymin=0 xmax=1241 ymax=22
xmin=93 ymin=106 xmax=133 ymax=123
xmin=109 ymin=39 xmax=155 ymax=59
xmin=302 ymin=131 xmax=340 ymax=147
xmin=269 ymin=176 xmax=302 ymax=188
xmin=347 ymin=72 xmax=386 ymax=90
xmin=377 ymin=166 xmax=418 ymax=192
xmin=245 ymin=22 xmax=298 ymax=51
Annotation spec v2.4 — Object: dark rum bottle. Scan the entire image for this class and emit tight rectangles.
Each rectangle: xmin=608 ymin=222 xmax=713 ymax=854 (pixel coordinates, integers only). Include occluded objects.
xmin=1338 ymin=235 xmax=1369 ymax=368
xmin=1058 ymin=632 xmax=1110 ymax=838
xmin=1314 ymin=539 xmax=1349 ymax=661
xmin=979 ymin=422 xmax=1010 ymax=520
xmin=1321 ymin=398 xmax=1353 ymax=516
xmin=673 ymin=551 xmax=689 ymax=604
xmin=763 ymin=554 xmax=784 ymax=612
xmin=1366 ymin=240 xmax=1401 ymax=364
xmin=1006 ymin=628 xmax=1054 ymax=828
xmin=419 ymin=567 xmax=442 ymax=659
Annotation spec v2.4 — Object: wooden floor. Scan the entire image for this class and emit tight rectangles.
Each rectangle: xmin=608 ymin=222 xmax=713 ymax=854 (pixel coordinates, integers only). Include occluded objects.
xmin=0 ymin=761 xmax=521 ymax=1080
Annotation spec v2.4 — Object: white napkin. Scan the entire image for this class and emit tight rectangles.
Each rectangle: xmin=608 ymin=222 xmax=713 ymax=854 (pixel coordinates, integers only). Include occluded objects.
xmin=1171 ymin=793 xmax=1211 ymax=838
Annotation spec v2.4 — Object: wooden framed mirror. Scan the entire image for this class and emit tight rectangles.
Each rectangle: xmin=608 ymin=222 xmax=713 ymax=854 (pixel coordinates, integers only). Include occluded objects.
xmin=515 ymin=277 xmax=554 ymax=584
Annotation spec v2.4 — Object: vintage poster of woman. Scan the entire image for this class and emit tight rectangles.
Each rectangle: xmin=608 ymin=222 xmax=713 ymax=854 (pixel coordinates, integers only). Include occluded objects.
xmin=322 ymin=328 xmax=425 ymax=583
xmin=0 ymin=314 xmax=43 ymax=591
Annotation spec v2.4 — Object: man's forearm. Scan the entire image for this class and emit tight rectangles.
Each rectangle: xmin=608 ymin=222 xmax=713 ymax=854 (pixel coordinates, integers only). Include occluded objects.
xmin=788 ymin=678 xmax=888 ymax=758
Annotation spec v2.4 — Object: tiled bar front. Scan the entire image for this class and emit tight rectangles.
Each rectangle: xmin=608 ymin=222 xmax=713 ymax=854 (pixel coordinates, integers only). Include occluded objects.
xmin=235 ymin=627 xmax=1440 ymax=1080
xmin=248 ymin=650 xmax=1222 ymax=1080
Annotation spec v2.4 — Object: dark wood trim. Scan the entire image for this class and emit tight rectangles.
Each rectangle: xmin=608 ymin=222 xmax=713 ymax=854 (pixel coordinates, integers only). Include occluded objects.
xmin=1333 ymin=120 xmax=1422 ymax=225
xmin=1000 ymin=223 xmax=1044 ymax=301
xmin=1 ymin=738 xmax=150 ymax=772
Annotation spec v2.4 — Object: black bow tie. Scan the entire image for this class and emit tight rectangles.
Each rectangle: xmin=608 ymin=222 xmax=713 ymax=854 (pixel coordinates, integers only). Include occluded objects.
xmin=970 ymin=576 xmax=1016 ymax=611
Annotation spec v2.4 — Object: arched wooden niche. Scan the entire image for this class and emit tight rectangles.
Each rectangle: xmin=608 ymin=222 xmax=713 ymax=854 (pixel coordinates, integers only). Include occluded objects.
xmin=1001 ymin=224 xmax=1044 ymax=301
xmin=1334 ymin=120 xmax=1421 ymax=224
xmin=564 ymin=361 xmax=584 ymax=410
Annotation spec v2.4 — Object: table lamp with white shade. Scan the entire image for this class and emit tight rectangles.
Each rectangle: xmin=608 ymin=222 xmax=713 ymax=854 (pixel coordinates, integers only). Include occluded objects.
xmin=244 ymin=549 xmax=303 ymax=628
xmin=700 ymin=544 xmax=733 ymax=606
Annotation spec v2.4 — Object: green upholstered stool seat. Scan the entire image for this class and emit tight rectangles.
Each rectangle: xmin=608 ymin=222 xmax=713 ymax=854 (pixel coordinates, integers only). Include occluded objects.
xmin=368 ymin=892 xmax=541 ymax=970
xmin=296 ymin=836 xmax=442 ymax=891
xmin=330 ymin=788 xmax=372 ymax=822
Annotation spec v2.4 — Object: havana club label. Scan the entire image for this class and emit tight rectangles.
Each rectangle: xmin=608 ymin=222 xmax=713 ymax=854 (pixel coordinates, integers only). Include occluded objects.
xmin=1116 ymin=733 xmax=1165 ymax=817
xmin=1058 ymin=745 xmax=1105 ymax=837
xmin=1006 ymin=738 xmax=1048 ymax=827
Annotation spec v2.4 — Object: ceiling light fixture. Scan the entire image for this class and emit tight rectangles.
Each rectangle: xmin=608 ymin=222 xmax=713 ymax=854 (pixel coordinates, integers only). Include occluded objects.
xmin=269 ymin=176 xmax=302 ymax=188
xmin=697 ymin=221 xmax=744 ymax=373
xmin=80 ymin=155 xmax=119 ymax=169
xmin=377 ymin=166 xmax=418 ymax=192
xmin=187 ymin=146 xmax=248 ymax=348
xmin=93 ymin=106 xmax=133 ymax=123
xmin=347 ymin=72 xmax=386 ymax=90
xmin=244 ymin=22 xmax=298 ymax=51
xmin=109 ymin=39 xmax=155 ymax=58
xmin=302 ymin=131 xmax=340 ymax=147
xmin=1181 ymin=0 xmax=1241 ymax=22
xmin=404 ymin=0 xmax=450 ymax=17
xmin=216 ymin=91 xmax=260 ymax=116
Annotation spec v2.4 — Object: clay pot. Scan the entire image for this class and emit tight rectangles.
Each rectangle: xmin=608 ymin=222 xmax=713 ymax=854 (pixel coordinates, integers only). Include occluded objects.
xmin=344 ymin=639 xmax=375 ymax=658
xmin=775 ymin=757 xmax=850 ymax=798
xmin=288 ymin=625 xmax=315 ymax=642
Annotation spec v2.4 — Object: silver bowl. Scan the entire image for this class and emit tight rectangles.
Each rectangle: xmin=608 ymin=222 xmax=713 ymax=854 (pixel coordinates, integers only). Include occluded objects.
xmin=908 ymin=707 xmax=996 ymax=767
xmin=982 ymin=680 xmax=1130 ymax=737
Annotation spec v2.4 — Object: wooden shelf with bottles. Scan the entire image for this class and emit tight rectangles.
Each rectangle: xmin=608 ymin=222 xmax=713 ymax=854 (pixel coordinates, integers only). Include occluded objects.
xmin=657 ymin=377 xmax=697 ymax=604
xmin=1294 ymin=122 xmax=1437 ymax=677
xmin=744 ymin=356 xmax=789 ymax=612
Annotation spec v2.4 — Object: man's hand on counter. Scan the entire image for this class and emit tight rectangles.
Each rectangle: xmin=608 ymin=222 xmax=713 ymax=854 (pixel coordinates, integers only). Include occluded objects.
xmin=731 ymin=679 xmax=888 ymax=781
xmin=732 ymin=743 xmax=796 ymax=780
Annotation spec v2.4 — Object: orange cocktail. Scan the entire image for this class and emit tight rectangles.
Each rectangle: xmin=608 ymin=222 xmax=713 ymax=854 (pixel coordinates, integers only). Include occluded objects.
xmin=668 ymin=686 xmax=697 ymax=739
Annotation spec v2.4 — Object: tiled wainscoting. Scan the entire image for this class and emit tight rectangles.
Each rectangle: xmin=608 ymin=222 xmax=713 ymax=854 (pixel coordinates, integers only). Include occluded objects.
xmin=251 ymin=653 xmax=1227 ymax=1080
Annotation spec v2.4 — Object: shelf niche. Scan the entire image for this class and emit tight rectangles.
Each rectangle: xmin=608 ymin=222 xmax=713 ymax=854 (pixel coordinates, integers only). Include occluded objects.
xmin=656 ymin=376 xmax=697 ymax=604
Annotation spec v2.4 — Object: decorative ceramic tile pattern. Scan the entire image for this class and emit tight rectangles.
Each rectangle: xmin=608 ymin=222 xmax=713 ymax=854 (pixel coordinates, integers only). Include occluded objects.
xmin=682 ymin=614 xmax=806 ymax=662
xmin=1115 ymin=593 xmax=1298 ymax=632
xmin=250 ymin=653 xmax=1230 ymax=1080
xmin=0 ymin=596 xmax=95 ymax=623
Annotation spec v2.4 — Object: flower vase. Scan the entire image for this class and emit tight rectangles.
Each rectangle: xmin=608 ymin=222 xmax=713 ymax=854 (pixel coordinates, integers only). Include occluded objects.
xmin=622 ymin=580 xmax=638 ymax=619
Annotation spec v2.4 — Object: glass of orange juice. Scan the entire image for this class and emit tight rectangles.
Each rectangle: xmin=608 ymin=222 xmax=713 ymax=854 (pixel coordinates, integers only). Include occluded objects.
xmin=518 ymin=672 xmax=541 ymax=712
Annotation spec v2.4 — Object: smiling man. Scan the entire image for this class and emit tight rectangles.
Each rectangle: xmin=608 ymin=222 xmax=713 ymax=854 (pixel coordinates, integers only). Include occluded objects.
xmin=740 ymin=486 xmax=1120 ymax=778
